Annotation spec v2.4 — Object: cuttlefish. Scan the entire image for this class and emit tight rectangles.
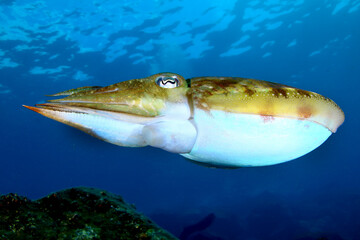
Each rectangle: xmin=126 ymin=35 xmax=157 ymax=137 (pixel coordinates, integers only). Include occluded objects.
xmin=24 ymin=73 xmax=344 ymax=168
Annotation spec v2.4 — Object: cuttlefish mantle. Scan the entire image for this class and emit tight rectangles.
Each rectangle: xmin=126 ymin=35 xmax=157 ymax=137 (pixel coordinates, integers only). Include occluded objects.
xmin=24 ymin=73 xmax=344 ymax=168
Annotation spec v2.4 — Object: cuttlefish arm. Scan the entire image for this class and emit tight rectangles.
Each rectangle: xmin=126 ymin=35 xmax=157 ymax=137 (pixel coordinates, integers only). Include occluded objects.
xmin=24 ymin=73 xmax=344 ymax=168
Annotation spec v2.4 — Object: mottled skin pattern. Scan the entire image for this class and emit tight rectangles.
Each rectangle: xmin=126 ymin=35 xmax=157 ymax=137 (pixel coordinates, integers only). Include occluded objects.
xmin=189 ymin=77 xmax=344 ymax=133
xmin=24 ymin=73 xmax=344 ymax=135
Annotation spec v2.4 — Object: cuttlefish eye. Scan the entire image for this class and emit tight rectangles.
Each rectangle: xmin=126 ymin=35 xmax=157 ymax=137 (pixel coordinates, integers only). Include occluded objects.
xmin=155 ymin=75 xmax=180 ymax=88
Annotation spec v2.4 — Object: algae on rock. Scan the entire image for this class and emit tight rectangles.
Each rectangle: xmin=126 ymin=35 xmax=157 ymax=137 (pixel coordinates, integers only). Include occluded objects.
xmin=0 ymin=187 xmax=177 ymax=240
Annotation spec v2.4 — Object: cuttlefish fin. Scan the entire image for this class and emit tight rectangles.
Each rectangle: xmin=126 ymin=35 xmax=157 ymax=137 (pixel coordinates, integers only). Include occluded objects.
xmin=46 ymin=86 xmax=103 ymax=96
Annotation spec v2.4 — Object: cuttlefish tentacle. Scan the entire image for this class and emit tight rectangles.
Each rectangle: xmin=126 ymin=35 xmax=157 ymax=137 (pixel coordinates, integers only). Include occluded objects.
xmin=24 ymin=72 xmax=344 ymax=168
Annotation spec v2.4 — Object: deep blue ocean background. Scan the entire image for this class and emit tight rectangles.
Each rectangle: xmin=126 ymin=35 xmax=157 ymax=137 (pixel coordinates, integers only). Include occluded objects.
xmin=1 ymin=0 xmax=359 ymax=239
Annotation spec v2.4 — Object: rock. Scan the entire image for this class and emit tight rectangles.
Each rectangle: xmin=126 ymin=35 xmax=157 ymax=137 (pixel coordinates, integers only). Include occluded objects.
xmin=0 ymin=187 xmax=177 ymax=240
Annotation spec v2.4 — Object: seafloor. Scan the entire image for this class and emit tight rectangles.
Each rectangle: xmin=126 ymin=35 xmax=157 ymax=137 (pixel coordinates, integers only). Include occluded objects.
xmin=0 ymin=187 xmax=177 ymax=239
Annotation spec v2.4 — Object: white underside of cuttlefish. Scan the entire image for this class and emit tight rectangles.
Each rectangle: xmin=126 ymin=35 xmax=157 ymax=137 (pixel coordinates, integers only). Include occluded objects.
xmin=24 ymin=73 xmax=344 ymax=168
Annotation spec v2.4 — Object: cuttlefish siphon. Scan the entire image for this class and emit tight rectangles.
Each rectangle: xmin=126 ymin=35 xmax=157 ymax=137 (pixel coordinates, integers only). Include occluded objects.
xmin=24 ymin=73 xmax=344 ymax=168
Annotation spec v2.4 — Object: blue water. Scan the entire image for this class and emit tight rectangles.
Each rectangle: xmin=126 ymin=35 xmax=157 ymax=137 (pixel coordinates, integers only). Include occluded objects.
xmin=1 ymin=0 xmax=359 ymax=239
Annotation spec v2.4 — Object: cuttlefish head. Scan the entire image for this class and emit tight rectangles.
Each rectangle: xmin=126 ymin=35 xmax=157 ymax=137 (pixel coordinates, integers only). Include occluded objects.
xmin=24 ymin=73 xmax=196 ymax=153
xmin=24 ymin=72 xmax=344 ymax=167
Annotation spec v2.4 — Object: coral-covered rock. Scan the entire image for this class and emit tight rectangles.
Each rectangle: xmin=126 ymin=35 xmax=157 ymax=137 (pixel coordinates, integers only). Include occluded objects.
xmin=0 ymin=187 xmax=177 ymax=240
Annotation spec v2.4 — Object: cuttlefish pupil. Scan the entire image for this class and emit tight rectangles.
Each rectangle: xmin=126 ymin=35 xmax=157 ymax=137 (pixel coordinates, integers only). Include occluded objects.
xmin=156 ymin=75 xmax=180 ymax=88
xmin=23 ymin=72 xmax=344 ymax=168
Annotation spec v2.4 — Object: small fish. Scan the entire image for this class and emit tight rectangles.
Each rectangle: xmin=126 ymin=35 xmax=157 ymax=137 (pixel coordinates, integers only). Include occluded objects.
xmin=24 ymin=73 xmax=344 ymax=168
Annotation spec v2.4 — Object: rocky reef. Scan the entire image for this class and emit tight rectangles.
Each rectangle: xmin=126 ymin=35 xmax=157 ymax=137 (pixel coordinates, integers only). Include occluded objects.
xmin=0 ymin=187 xmax=177 ymax=239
